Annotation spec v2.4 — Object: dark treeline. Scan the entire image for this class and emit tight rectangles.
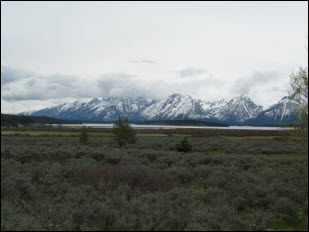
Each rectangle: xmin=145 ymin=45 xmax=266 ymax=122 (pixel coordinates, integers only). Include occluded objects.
xmin=1 ymin=115 xmax=229 ymax=127
xmin=1 ymin=114 xmax=83 ymax=126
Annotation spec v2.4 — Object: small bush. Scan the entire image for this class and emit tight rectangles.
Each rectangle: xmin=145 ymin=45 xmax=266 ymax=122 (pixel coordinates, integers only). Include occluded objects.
xmin=176 ymin=137 xmax=192 ymax=152
xmin=79 ymin=126 xmax=88 ymax=145
xmin=274 ymin=197 xmax=298 ymax=224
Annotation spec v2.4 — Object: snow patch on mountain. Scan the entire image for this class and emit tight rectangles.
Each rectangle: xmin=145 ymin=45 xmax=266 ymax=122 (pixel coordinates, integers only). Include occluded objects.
xmin=215 ymin=95 xmax=263 ymax=123
xmin=140 ymin=93 xmax=211 ymax=120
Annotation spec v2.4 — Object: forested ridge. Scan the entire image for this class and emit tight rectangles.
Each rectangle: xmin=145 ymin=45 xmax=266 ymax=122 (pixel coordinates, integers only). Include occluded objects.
xmin=1 ymin=114 xmax=83 ymax=126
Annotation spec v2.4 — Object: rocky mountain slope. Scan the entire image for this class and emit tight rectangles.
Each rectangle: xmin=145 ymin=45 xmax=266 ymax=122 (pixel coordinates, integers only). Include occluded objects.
xmin=243 ymin=95 xmax=297 ymax=126
xmin=21 ymin=93 xmax=297 ymax=125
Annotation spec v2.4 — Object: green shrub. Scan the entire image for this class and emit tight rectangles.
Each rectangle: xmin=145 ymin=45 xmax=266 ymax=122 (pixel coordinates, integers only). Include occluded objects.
xmin=79 ymin=126 xmax=88 ymax=145
xmin=1 ymin=202 xmax=17 ymax=231
xmin=176 ymin=137 xmax=192 ymax=152
xmin=105 ymin=153 xmax=122 ymax=165
xmin=274 ymin=197 xmax=298 ymax=224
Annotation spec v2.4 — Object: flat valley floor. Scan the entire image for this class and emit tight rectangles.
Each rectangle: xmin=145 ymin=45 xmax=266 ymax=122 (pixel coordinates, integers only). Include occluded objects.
xmin=1 ymin=129 xmax=308 ymax=231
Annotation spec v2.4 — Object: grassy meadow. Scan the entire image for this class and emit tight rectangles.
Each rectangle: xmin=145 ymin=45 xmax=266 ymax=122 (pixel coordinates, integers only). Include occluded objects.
xmin=1 ymin=130 xmax=308 ymax=231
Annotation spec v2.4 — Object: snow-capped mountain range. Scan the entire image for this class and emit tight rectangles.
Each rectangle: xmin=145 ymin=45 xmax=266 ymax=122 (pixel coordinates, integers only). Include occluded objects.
xmin=244 ymin=94 xmax=297 ymax=126
xmin=20 ymin=93 xmax=298 ymax=125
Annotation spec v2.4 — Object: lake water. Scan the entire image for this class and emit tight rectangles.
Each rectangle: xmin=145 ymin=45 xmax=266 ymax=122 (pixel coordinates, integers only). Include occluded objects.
xmin=50 ymin=123 xmax=288 ymax=130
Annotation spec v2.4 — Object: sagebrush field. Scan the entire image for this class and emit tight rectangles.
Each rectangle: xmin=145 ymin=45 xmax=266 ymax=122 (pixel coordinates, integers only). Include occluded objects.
xmin=1 ymin=132 xmax=308 ymax=231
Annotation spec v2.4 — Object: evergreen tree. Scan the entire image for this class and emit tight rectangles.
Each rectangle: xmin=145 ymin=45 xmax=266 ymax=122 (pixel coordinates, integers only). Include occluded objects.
xmin=79 ymin=125 xmax=88 ymax=145
xmin=112 ymin=116 xmax=136 ymax=147
xmin=176 ymin=137 xmax=192 ymax=152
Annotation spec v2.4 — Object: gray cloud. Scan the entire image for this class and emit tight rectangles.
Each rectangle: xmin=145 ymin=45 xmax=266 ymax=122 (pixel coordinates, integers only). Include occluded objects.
xmin=1 ymin=65 xmax=289 ymax=112
xmin=179 ymin=68 xmax=206 ymax=77
xmin=1 ymin=66 xmax=34 ymax=86
xmin=1 ymin=66 xmax=228 ymax=103
xmin=231 ymin=71 xmax=282 ymax=95
xmin=96 ymin=71 xmax=225 ymax=100
xmin=271 ymin=86 xmax=280 ymax=91
xmin=1 ymin=67 xmax=169 ymax=101
xmin=127 ymin=60 xmax=139 ymax=63
xmin=127 ymin=59 xmax=158 ymax=64
xmin=141 ymin=59 xmax=158 ymax=64
xmin=1 ymin=66 xmax=90 ymax=101
xmin=96 ymin=73 xmax=167 ymax=99
xmin=97 ymin=73 xmax=137 ymax=97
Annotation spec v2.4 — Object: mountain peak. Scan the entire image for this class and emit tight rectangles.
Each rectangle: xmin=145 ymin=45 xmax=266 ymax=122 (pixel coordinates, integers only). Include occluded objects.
xmin=247 ymin=94 xmax=297 ymax=125
xmin=169 ymin=93 xmax=185 ymax=98
xmin=20 ymin=93 xmax=295 ymax=125
xmin=238 ymin=94 xmax=250 ymax=100
xmin=218 ymin=95 xmax=263 ymax=123
xmin=88 ymin=98 xmax=102 ymax=105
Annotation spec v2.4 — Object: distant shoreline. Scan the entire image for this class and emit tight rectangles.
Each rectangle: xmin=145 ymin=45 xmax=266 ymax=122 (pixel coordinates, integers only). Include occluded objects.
xmin=46 ymin=124 xmax=288 ymax=131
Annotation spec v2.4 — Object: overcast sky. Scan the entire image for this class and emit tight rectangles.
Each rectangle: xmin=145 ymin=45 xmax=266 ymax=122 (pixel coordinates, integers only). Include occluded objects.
xmin=1 ymin=1 xmax=308 ymax=113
